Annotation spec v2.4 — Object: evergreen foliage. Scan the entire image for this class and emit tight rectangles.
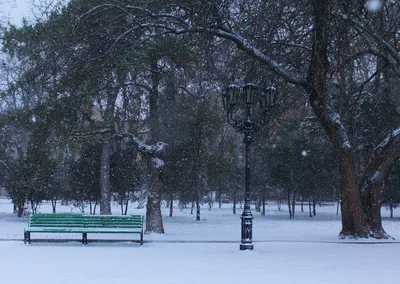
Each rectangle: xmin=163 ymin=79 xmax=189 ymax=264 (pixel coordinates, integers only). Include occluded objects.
xmin=0 ymin=0 xmax=398 ymax=239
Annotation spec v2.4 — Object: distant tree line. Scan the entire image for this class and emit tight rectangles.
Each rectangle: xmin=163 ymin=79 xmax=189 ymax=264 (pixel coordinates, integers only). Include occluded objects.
xmin=0 ymin=0 xmax=399 ymax=238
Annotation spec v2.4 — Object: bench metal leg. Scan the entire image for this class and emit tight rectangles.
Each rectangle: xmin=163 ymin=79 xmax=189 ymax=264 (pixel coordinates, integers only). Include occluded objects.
xmin=140 ymin=232 xmax=143 ymax=245
xmin=24 ymin=232 xmax=31 ymax=244
xmin=82 ymin=233 xmax=88 ymax=245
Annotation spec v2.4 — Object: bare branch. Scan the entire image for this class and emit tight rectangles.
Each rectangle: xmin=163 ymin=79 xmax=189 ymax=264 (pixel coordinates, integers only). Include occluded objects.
xmin=178 ymin=86 xmax=199 ymax=98
xmin=339 ymin=12 xmax=400 ymax=66
xmin=77 ymin=4 xmax=305 ymax=87
xmin=0 ymin=160 xmax=12 ymax=173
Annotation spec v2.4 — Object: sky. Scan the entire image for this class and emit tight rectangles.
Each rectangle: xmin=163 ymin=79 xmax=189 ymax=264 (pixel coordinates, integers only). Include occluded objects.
xmin=1 ymin=0 xmax=34 ymax=26
xmin=0 ymin=0 xmax=384 ymax=27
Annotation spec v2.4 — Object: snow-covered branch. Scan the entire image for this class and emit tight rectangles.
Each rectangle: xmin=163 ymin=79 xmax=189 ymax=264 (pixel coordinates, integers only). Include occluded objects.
xmin=360 ymin=126 xmax=400 ymax=194
xmin=116 ymin=132 xmax=168 ymax=159
xmin=196 ymin=27 xmax=306 ymax=86
xmin=77 ymin=4 xmax=305 ymax=87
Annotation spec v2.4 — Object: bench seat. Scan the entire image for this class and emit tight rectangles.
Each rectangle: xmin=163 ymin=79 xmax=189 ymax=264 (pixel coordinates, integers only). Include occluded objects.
xmin=24 ymin=214 xmax=144 ymax=245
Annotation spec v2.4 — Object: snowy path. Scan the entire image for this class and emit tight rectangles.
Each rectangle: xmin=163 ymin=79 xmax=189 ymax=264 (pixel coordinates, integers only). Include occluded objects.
xmin=1 ymin=199 xmax=400 ymax=242
xmin=1 ymin=199 xmax=400 ymax=283
xmin=1 ymin=241 xmax=400 ymax=284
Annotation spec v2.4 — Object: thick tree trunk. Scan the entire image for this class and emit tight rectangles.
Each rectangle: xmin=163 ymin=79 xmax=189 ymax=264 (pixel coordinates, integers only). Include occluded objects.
xmin=359 ymin=128 xmax=400 ymax=238
xmin=145 ymin=192 xmax=164 ymax=234
xmin=337 ymin=140 xmax=367 ymax=237
xmin=144 ymin=165 xmax=166 ymax=233
xmin=145 ymin=164 xmax=165 ymax=233
xmin=144 ymin=59 xmax=165 ymax=234
xmin=306 ymin=0 xmax=368 ymax=238
xmin=99 ymin=83 xmax=118 ymax=215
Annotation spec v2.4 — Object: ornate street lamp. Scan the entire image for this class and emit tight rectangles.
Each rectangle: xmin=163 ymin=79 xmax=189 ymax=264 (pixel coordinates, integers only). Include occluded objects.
xmin=222 ymin=83 xmax=277 ymax=250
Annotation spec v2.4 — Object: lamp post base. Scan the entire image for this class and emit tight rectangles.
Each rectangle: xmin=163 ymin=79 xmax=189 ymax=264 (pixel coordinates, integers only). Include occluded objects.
xmin=239 ymin=243 xmax=254 ymax=250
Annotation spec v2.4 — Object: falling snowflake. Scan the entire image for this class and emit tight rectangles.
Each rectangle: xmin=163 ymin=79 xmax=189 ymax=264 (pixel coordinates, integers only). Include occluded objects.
xmin=366 ymin=0 xmax=383 ymax=12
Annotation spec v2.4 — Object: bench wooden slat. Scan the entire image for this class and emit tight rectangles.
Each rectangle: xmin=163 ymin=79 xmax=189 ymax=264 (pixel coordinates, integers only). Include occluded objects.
xmin=29 ymin=221 xmax=143 ymax=225
xmin=26 ymin=228 xmax=143 ymax=233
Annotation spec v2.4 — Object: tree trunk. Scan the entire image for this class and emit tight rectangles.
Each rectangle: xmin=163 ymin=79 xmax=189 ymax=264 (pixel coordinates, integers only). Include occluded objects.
xmin=291 ymin=189 xmax=296 ymax=219
xmin=359 ymin=128 xmax=400 ymax=238
xmin=124 ymin=199 xmax=129 ymax=215
xmin=336 ymin=191 xmax=340 ymax=216
xmin=309 ymin=195 xmax=313 ymax=217
xmin=145 ymin=167 xmax=165 ymax=234
xmin=100 ymin=137 xmax=112 ymax=215
xmin=232 ymin=190 xmax=236 ymax=214
xmin=99 ymin=83 xmax=119 ymax=215
xmin=196 ymin=191 xmax=201 ymax=221
xmin=287 ymin=190 xmax=292 ymax=219
xmin=337 ymin=151 xmax=367 ymax=237
xmin=306 ymin=0 xmax=367 ymax=238
xmin=169 ymin=193 xmax=173 ymax=217
xmin=16 ymin=202 xmax=24 ymax=217
xmin=390 ymin=204 xmax=393 ymax=218
xmin=301 ymin=197 xmax=304 ymax=213
xmin=312 ymin=195 xmax=316 ymax=216
xmin=51 ymin=199 xmax=57 ymax=213
xmin=144 ymin=58 xmax=165 ymax=234
xmin=255 ymin=191 xmax=261 ymax=212
xmin=261 ymin=191 xmax=266 ymax=216
xmin=146 ymin=192 xmax=164 ymax=233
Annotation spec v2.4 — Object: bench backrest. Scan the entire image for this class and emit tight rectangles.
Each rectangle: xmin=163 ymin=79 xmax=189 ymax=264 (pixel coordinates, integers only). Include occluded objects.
xmin=28 ymin=214 xmax=143 ymax=229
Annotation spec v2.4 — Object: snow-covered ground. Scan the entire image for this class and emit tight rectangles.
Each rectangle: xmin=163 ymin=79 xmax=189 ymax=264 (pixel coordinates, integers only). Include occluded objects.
xmin=0 ymin=198 xmax=399 ymax=284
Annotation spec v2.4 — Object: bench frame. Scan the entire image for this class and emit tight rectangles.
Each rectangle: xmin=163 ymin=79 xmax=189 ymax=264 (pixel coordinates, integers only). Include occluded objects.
xmin=24 ymin=214 xmax=144 ymax=245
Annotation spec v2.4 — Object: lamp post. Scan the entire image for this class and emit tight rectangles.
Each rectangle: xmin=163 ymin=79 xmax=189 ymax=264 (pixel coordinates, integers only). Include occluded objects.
xmin=222 ymin=83 xmax=277 ymax=250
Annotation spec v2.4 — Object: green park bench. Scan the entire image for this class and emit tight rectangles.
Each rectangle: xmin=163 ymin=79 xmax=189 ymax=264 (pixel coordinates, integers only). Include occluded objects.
xmin=24 ymin=213 xmax=144 ymax=245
